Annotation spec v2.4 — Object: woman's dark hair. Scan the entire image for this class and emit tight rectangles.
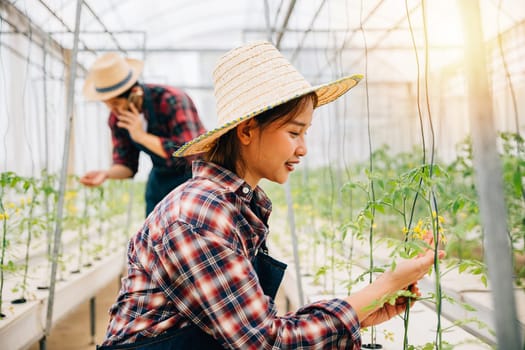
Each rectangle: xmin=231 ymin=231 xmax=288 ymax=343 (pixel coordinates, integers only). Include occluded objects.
xmin=204 ymin=92 xmax=317 ymax=174
xmin=116 ymin=82 xmax=141 ymax=99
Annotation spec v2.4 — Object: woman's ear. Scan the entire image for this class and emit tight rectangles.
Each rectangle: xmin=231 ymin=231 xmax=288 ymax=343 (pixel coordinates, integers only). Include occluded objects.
xmin=237 ymin=119 xmax=257 ymax=145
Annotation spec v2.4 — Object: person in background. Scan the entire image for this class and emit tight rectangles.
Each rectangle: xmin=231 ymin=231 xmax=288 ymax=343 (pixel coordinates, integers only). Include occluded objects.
xmin=80 ymin=53 xmax=206 ymax=216
xmin=97 ymin=41 xmax=445 ymax=350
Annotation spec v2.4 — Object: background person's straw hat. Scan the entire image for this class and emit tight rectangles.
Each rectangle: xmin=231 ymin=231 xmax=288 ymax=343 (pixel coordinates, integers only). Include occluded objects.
xmin=83 ymin=52 xmax=144 ymax=101
xmin=174 ymin=41 xmax=362 ymax=157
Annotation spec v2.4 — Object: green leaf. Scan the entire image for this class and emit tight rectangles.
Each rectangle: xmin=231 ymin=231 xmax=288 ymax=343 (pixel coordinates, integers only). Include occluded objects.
xmin=512 ymin=169 xmax=523 ymax=196
xmin=481 ymin=275 xmax=487 ymax=287
xmin=461 ymin=302 xmax=477 ymax=312
xmin=459 ymin=262 xmax=468 ymax=273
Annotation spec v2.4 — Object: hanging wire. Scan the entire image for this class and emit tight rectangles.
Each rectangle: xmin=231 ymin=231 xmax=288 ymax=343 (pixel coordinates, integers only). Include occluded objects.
xmin=340 ymin=0 xmax=356 ymax=297
xmin=289 ymin=0 xmax=327 ymax=63
xmin=402 ymin=1 xmax=425 ymax=347
xmin=20 ymin=22 xmax=38 ymax=302
xmin=20 ymin=4 xmax=36 ymax=177
xmin=272 ymin=0 xmax=285 ymax=31
xmin=263 ymin=0 xmax=273 ymax=42
xmin=313 ymin=0 xmax=388 ymax=82
xmin=82 ymin=1 xmax=127 ymax=54
xmin=309 ymin=4 xmax=335 ymax=293
xmin=420 ymin=2 xmax=443 ymax=348
xmin=270 ymin=0 xmax=305 ymax=306
xmin=344 ymin=2 xmax=422 ymax=79
xmin=36 ymin=0 xmax=96 ymax=55
xmin=403 ymin=2 xmax=444 ymax=349
xmin=0 ymin=2 xmax=86 ymax=75
xmin=324 ymin=0 xmax=339 ymax=295
xmin=404 ymin=0 xmax=426 ymax=240
xmin=359 ymin=0 xmax=379 ymax=347
xmin=275 ymin=0 xmax=296 ymax=48
xmin=305 ymin=12 xmax=326 ymax=281
xmin=0 ymin=14 xmax=10 ymax=173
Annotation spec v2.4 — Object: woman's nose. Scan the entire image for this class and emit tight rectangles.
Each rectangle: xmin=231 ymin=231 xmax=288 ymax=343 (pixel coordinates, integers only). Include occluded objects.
xmin=296 ymin=138 xmax=307 ymax=157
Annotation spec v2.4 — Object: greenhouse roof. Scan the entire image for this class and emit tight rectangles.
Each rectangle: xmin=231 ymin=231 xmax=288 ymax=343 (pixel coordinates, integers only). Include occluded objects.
xmin=3 ymin=0 xmax=524 ymax=87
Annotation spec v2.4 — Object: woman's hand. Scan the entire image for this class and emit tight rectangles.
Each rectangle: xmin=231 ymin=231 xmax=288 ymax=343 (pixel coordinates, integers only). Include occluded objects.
xmin=360 ymin=284 xmax=420 ymax=328
xmin=382 ymin=233 xmax=446 ymax=292
xmin=346 ymin=233 xmax=445 ymax=326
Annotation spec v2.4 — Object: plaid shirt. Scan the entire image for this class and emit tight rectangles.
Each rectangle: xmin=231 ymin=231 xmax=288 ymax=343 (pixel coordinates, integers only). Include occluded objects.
xmin=109 ymin=84 xmax=206 ymax=174
xmin=103 ymin=160 xmax=362 ymax=349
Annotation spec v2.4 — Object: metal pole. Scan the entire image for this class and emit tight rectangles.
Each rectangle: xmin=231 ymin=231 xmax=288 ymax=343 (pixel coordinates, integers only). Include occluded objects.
xmin=45 ymin=0 xmax=83 ymax=336
xmin=90 ymin=297 xmax=96 ymax=344
xmin=457 ymin=1 xmax=522 ymax=348
xmin=41 ymin=37 xmax=52 ymax=291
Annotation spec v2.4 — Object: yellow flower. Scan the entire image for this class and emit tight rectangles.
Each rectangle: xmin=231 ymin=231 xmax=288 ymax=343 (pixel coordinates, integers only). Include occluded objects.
xmin=7 ymin=202 xmax=15 ymax=209
xmin=438 ymin=215 xmax=445 ymax=224
xmin=65 ymin=190 xmax=77 ymax=200
xmin=413 ymin=226 xmax=422 ymax=235
xmin=383 ymin=330 xmax=395 ymax=342
xmin=402 ymin=226 xmax=409 ymax=234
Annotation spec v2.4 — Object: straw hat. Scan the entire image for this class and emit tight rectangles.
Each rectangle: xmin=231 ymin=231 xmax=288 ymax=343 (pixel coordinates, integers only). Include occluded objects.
xmin=174 ymin=40 xmax=362 ymax=157
xmin=83 ymin=52 xmax=144 ymax=101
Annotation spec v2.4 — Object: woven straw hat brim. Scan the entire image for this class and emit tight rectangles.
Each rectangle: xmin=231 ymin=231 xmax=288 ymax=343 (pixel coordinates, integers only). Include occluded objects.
xmin=174 ymin=74 xmax=362 ymax=157
xmin=83 ymin=58 xmax=143 ymax=101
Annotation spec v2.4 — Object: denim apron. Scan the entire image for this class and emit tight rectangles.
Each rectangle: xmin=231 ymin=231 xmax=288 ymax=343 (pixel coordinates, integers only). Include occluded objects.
xmin=137 ymin=86 xmax=192 ymax=216
xmin=97 ymin=250 xmax=287 ymax=350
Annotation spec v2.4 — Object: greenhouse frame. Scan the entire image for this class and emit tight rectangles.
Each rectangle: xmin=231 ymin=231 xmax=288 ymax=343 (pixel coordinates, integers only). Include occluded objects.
xmin=0 ymin=0 xmax=524 ymax=349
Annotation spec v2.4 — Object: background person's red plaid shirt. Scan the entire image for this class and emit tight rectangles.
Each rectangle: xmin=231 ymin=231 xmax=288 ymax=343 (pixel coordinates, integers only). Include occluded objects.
xmin=103 ymin=160 xmax=362 ymax=349
xmin=108 ymin=84 xmax=206 ymax=175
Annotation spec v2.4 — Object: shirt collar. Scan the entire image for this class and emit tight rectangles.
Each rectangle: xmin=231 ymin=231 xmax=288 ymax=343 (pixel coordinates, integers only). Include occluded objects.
xmin=191 ymin=160 xmax=272 ymax=221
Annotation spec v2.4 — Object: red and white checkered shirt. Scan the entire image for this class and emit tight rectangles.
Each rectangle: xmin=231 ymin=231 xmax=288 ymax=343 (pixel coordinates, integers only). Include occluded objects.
xmin=102 ymin=160 xmax=362 ymax=349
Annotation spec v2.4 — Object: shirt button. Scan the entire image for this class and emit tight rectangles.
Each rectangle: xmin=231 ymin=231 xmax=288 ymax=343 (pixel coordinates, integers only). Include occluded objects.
xmin=242 ymin=187 xmax=249 ymax=194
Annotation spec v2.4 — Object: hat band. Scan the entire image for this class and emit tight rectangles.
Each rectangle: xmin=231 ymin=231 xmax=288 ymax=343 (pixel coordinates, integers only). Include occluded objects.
xmin=95 ymin=70 xmax=132 ymax=93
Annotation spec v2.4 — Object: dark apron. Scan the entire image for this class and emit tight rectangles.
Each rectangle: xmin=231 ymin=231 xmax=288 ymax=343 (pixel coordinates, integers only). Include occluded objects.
xmin=145 ymin=168 xmax=191 ymax=216
xmin=137 ymin=86 xmax=192 ymax=217
xmin=97 ymin=251 xmax=287 ymax=350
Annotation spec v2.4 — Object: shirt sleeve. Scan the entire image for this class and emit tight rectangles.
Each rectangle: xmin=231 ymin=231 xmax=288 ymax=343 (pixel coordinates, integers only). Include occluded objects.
xmin=148 ymin=222 xmax=362 ymax=349
xmin=157 ymin=90 xmax=206 ymax=166
xmin=108 ymin=113 xmax=140 ymax=174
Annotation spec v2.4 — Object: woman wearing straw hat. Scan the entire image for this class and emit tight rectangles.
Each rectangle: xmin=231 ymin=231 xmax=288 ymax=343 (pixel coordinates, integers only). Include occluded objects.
xmin=97 ymin=41 xmax=444 ymax=350
xmin=80 ymin=53 xmax=206 ymax=216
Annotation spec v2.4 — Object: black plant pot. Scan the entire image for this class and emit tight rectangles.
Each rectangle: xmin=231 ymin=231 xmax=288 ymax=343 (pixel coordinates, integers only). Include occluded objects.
xmin=11 ymin=297 xmax=27 ymax=304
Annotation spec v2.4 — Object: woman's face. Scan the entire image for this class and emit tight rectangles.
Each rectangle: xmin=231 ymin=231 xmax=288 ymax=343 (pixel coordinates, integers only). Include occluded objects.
xmin=239 ymin=98 xmax=314 ymax=188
